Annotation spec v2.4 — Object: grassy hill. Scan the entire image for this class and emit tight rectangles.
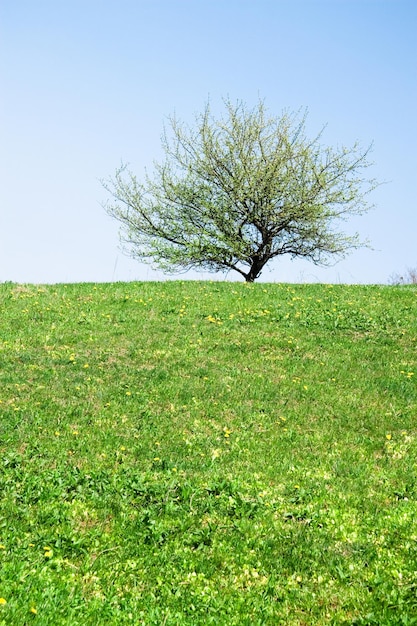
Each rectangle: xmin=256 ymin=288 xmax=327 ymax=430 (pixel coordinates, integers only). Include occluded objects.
xmin=0 ymin=281 xmax=416 ymax=625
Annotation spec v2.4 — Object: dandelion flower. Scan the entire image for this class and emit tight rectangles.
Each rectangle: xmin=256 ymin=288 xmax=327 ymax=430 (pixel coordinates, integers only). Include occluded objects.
xmin=30 ymin=607 xmax=37 ymax=614
xmin=0 ymin=598 xmax=7 ymax=605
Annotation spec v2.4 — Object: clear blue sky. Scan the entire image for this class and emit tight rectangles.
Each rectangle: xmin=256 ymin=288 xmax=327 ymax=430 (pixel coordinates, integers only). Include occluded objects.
xmin=1 ymin=0 xmax=416 ymax=284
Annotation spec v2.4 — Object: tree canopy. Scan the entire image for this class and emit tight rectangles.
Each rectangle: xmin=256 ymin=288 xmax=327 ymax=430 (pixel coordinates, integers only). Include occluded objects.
xmin=103 ymin=99 xmax=377 ymax=282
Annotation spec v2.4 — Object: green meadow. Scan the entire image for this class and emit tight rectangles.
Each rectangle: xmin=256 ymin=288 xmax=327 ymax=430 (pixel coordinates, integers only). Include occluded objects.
xmin=0 ymin=280 xmax=416 ymax=625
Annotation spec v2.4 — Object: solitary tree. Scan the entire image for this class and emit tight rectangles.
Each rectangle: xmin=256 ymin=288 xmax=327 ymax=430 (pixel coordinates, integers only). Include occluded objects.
xmin=103 ymin=99 xmax=377 ymax=282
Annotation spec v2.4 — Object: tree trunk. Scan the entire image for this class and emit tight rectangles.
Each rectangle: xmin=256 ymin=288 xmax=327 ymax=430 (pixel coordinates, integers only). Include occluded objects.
xmin=245 ymin=260 xmax=264 ymax=282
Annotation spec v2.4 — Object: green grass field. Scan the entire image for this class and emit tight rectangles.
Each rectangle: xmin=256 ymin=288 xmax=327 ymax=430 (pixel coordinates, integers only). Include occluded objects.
xmin=0 ymin=280 xmax=416 ymax=625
